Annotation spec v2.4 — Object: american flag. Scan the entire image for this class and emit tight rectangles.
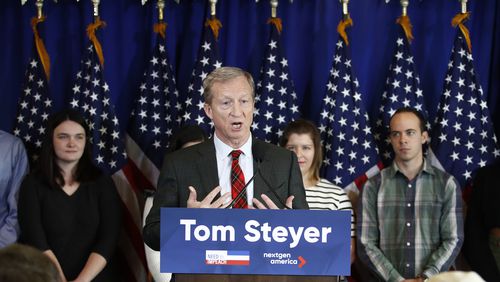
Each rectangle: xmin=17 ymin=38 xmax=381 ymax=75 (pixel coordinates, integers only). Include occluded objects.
xmin=430 ymin=25 xmax=500 ymax=189
xmin=69 ymin=42 xmax=127 ymax=174
xmin=13 ymin=17 xmax=52 ymax=165
xmin=127 ymin=25 xmax=182 ymax=169
xmin=69 ymin=22 xmax=147 ymax=282
xmin=252 ymin=18 xmax=299 ymax=144
xmin=318 ymin=20 xmax=381 ymax=197
xmin=120 ymin=24 xmax=181 ymax=280
xmin=373 ymin=21 xmax=429 ymax=166
xmin=182 ymin=17 xmax=222 ymax=135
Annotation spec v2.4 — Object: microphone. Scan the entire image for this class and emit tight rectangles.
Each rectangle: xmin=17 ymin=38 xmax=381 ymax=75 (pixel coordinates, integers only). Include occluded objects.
xmin=226 ymin=159 xmax=292 ymax=209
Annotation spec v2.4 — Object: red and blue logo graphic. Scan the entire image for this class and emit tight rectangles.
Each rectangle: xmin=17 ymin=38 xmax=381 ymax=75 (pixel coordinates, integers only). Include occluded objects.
xmin=206 ymin=250 xmax=250 ymax=266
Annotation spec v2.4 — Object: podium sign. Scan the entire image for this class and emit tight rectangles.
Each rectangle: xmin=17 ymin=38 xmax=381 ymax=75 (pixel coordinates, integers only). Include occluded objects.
xmin=160 ymin=208 xmax=350 ymax=276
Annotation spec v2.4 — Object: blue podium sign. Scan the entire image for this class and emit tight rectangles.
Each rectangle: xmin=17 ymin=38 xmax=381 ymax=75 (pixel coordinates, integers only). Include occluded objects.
xmin=160 ymin=208 xmax=351 ymax=276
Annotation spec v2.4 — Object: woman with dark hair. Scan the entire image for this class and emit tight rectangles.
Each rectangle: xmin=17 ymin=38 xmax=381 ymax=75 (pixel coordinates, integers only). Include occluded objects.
xmin=18 ymin=109 xmax=121 ymax=282
xmin=280 ymin=119 xmax=355 ymax=264
xmin=143 ymin=124 xmax=207 ymax=282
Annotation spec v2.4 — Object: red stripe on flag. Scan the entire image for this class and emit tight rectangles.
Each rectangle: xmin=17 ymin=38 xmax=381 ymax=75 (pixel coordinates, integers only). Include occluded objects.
xmin=119 ymin=199 xmax=148 ymax=270
xmin=122 ymin=159 xmax=155 ymax=193
xmin=354 ymin=161 xmax=384 ymax=192
xmin=353 ymin=174 xmax=368 ymax=191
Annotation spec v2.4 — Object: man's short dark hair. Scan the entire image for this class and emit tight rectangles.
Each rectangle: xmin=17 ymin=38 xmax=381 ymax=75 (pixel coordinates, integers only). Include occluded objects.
xmin=389 ymin=107 xmax=427 ymax=133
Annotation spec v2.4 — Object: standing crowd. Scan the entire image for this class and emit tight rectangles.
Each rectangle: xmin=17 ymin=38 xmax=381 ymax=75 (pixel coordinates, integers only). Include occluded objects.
xmin=0 ymin=67 xmax=499 ymax=282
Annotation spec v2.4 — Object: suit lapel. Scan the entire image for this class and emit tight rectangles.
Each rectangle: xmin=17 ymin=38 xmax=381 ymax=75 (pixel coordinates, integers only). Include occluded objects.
xmin=195 ymin=139 xmax=219 ymax=194
xmin=252 ymin=139 xmax=270 ymax=197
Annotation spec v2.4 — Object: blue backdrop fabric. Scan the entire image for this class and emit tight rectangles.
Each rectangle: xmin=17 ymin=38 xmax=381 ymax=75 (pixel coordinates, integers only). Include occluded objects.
xmin=1 ymin=0 xmax=499 ymax=143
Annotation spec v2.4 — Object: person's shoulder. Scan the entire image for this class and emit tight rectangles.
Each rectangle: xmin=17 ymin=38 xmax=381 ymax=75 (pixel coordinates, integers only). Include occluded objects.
xmin=474 ymin=163 xmax=500 ymax=179
xmin=362 ymin=169 xmax=384 ymax=192
xmin=21 ymin=171 xmax=47 ymax=190
xmin=253 ymin=138 xmax=292 ymax=157
xmin=94 ymin=173 xmax=112 ymax=183
xmin=0 ymin=130 xmax=24 ymax=148
xmin=317 ymin=178 xmax=343 ymax=191
xmin=427 ymin=163 xmax=456 ymax=181
xmin=166 ymin=139 xmax=212 ymax=160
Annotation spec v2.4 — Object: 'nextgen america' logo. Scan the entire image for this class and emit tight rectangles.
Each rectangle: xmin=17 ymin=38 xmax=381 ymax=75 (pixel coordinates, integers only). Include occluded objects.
xmin=206 ymin=250 xmax=250 ymax=265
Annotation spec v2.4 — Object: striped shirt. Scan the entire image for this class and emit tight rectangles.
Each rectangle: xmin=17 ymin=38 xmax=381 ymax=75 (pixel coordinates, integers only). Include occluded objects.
xmin=357 ymin=160 xmax=464 ymax=281
xmin=306 ymin=178 xmax=355 ymax=238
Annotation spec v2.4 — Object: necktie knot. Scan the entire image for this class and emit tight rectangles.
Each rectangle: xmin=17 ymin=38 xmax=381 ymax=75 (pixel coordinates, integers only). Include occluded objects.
xmin=231 ymin=150 xmax=243 ymax=160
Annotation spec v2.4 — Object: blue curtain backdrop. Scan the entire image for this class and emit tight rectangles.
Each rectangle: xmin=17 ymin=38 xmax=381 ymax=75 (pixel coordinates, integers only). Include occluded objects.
xmin=1 ymin=0 xmax=499 ymax=138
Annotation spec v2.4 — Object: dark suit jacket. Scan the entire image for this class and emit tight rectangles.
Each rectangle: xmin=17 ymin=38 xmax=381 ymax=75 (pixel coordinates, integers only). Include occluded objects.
xmin=463 ymin=164 xmax=500 ymax=281
xmin=143 ymin=138 xmax=309 ymax=251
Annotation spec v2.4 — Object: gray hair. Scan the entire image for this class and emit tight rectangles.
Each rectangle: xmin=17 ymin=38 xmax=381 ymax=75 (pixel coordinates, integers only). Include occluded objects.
xmin=202 ymin=67 xmax=255 ymax=104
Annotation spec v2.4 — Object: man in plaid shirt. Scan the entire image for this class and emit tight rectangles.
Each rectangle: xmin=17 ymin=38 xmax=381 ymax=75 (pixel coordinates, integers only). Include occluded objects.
xmin=357 ymin=107 xmax=463 ymax=282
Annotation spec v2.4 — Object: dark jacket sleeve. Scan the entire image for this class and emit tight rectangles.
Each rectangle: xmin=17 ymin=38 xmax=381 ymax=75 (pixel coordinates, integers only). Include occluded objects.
xmin=92 ymin=175 xmax=122 ymax=261
xmin=254 ymin=141 xmax=309 ymax=210
xmin=463 ymin=166 xmax=500 ymax=281
xmin=18 ymin=175 xmax=51 ymax=251
xmin=143 ymin=153 xmax=179 ymax=251
xmin=288 ymin=152 xmax=309 ymax=209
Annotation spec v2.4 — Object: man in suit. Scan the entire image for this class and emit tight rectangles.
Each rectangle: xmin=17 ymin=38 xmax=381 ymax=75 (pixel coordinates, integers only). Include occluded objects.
xmin=144 ymin=66 xmax=308 ymax=252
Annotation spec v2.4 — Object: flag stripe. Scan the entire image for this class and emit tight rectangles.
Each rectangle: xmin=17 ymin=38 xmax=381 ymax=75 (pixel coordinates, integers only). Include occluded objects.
xmin=125 ymin=30 xmax=184 ymax=281
xmin=122 ymin=160 xmax=154 ymax=196
xmin=126 ymin=134 xmax=159 ymax=188
xmin=70 ymin=35 xmax=146 ymax=281
xmin=117 ymin=234 xmax=148 ymax=282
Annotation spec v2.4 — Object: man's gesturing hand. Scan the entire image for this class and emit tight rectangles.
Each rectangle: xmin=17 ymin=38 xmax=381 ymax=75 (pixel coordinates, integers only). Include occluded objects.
xmin=187 ymin=186 xmax=231 ymax=208
xmin=251 ymin=194 xmax=294 ymax=209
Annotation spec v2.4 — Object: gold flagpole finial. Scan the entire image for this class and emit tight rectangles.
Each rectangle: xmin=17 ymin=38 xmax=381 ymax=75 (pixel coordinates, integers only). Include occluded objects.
xmin=270 ymin=0 xmax=278 ymax=18
xmin=209 ymin=0 xmax=217 ymax=17
xmin=91 ymin=0 xmax=100 ymax=21
xmin=400 ymin=0 xmax=409 ymax=16
xmin=157 ymin=0 xmax=165 ymax=21
xmin=460 ymin=0 xmax=468 ymax=13
xmin=35 ymin=0 xmax=44 ymax=19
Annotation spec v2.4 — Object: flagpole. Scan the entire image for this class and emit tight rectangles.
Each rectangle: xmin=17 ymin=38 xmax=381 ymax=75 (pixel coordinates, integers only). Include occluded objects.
xmin=35 ymin=0 xmax=44 ymax=19
xmin=340 ymin=0 xmax=349 ymax=20
xmin=460 ymin=0 xmax=468 ymax=13
xmin=157 ymin=0 xmax=165 ymax=22
xmin=270 ymin=0 xmax=277 ymax=18
xmin=91 ymin=0 xmax=100 ymax=22
xmin=209 ymin=0 xmax=217 ymax=17
xmin=400 ymin=0 xmax=409 ymax=16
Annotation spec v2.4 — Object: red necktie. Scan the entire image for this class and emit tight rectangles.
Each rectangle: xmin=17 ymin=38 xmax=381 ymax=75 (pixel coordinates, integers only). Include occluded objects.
xmin=230 ymin=150 xmax=247 ymax=208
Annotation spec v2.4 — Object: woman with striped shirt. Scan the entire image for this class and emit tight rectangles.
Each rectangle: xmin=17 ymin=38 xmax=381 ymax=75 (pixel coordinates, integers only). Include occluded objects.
xmin=280 ymin=119 xmax=356 ymax=264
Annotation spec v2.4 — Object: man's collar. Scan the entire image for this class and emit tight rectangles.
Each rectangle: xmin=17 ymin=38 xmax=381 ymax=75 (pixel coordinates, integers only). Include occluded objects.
xmin=389 ymin=158 xmax=436 ymax=178
xmin=213 ymin=133 xmax=253 ymax=158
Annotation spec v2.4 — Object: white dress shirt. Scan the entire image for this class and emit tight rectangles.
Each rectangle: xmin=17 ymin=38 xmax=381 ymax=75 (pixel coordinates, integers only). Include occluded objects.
xmin=213 ymin=133 xmax=254 ymax=206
